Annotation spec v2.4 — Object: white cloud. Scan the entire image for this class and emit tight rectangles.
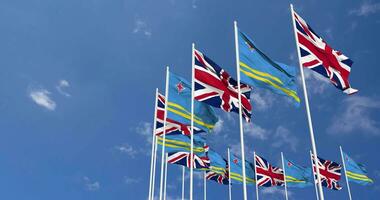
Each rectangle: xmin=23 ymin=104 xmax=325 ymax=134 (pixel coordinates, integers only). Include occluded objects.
xmin=271 ymin=126 xmax=299 ymax=152
xmin=251 ymin=91 xmax=274 ymax=111
xmin=124 ymin=177 xmax=141 ymax=184
xmin=328 ymin=96 xmax=380 ymax=135
xmin=302 ymin=69 xmax=331 ymax=95
xmin=261 ymin=187 xmax=291 ymax=198
xmin=133 ymin=19 xmax=152 ymax=37
xmin=244 ymin=122 xmax=269 ymax=140
xmin=115 ymin=143 xmax=138 ymax=158
xmin=29 ymin=88 xmax=56 ymax=111
xmin=213 ymin=119 xmax=224 ymax=134
xmin=191 ymin=0 xmax=198 ymax=8
xmin=350 ymin=1 xmax=380 ymax=16
xmin=56 ymin=79 xmax=71 ymax=97
xmin=136 ymin=122 xmax=153 ymax=143
xmin=83 ymin=176 xmax=100 ymax=191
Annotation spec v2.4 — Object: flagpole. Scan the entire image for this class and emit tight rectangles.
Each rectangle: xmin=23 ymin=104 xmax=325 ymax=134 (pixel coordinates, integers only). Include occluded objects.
xmin=290 ymin=4 xmax=324 ymax=200
xmin=152 ymin=134 xmax=158 ymax=200
xmin=281 ymin=152 xmax=289 ymax=200
xmin=190 ymin=43 xmax=195 ymax=200
xmin=159 ymin=66 xmax=170 ymax=200
xmin=204 ymin=171 xmax=207 ymax=200
xmin=234 ymin=20 xmax=248 ymax=200
xmin=340 ymin=146 xmax=353 ymax=200
xmin=310 ymin=151 xmax=320 ymax=200
xmin=148 ymin=89 xmax=159 ymax=200
xmin=254 ymin=151 xmax=259 ymax=200
xmin=227 ymin=148 xmax=232 ymax=200
xmin=164 ymin=153 xmax=168 ymax=200
xmin=182 ymin=166 xmax=185 ymax=200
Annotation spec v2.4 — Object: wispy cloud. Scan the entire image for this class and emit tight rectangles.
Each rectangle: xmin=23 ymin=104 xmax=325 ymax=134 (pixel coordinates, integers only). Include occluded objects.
xmin=244 ymin=122 xmax=269 ymax=140
xmin=261 ymin=187 xmax=291 ymax=198
xmin=29 ymin=88 xmax=56 ymax=111
xmin=83 ymin=176 xmax=100 ymax=191
xmin=302 ymin=69 xmax=331 ymax=95
xmin=191 ymin=0 xmax=198 ymax=9
xmin=350 ymin=1 xmax=380 ymax=16
xmin=213 ymin=119 xmax=224 ymax=134
xmin=271 ymin=126 xmax=299 ymax=152
xmin=124 ymin=177 xmax=141 ymax=184
xmin=56 ymin=79 xmax=71 ymax=97
xmin=114 ymin=143 xmax=138 ymax=158
xmin=250 ymin=91 xmax=275 ymax=111
xmin=136 ymin=122 xmax=153 ymax=143
xmin=132 ymin=19 xmax=152 ymax=37
xmin=328 ymin=96 xmax=380 ymax=135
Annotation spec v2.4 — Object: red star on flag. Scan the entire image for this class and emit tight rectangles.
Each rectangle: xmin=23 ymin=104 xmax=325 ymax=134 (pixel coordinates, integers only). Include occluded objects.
xmin=176 ymin=82 xmax=184 ymax=93
xmin=233 ymin=159 xmax=238 ymax=164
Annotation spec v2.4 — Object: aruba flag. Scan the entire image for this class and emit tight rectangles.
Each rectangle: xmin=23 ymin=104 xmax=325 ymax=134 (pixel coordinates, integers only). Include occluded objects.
xmin=229 ymin=154 xmax=255 ymax=185
xmin=343 ymin=151 xmax=374 ymax=185
xmin=157 ymin=134 xmax=206 ymax=154
xmin=238 ymin=30 xmax=300 ymax=105
xmin=167 ymin=72 xmax=218 ymax=133
xmin=283 ymin=157 xmax=313 ymax=188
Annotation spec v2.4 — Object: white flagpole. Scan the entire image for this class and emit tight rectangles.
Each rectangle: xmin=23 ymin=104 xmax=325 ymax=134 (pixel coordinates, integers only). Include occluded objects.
xmin=228 ymin=148 xmax=232 ymax=200
xmin=253 ymin=151 xmax=259 ymax=200
xmin=190 ymin=43 xmax=195 ymax=200
xmin=233 ymin=20 xmax=248 ymax=200
xmin=204 ymin=171 xmax=207 ymax=200
xmin=152 ymin=134 xmax=158 ymax=200
xmin=281 ymin=152 xmax=289 ymax=200
xmin=290 ymin=4 xmax=325 ymax=200
xmin=148 ymin=89 xmax=159 ymax=200
xmin=164 ymin=153 xmax=168 ymax=200
xmin=182 ymin=166 xmax=185 ymax=200
xmin=340 ymin=146 xmax=353 ymax=200
xmin=159 ymin=67 xmax=170 ymax=200
xmin=310 ymin=151 xmax=320 ymax=200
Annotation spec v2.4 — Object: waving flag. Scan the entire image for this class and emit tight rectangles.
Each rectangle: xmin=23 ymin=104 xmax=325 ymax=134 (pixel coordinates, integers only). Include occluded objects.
xmin=311 ymin=154 xmax=342 ymax=190
xmin=205 ymin=150 xmax=229 ymax=185
xmin=206 ymin=171 xmax=229 ymax=185
xmin=168 ymin=72 xmax=218 ymax=133
xmin=293 ymin=10 xmax=358 ymax=94
xmin=230 ymin=154 xmax=255 ymax=185
xmin=238 ymin=30 xmax=300 ymax=105
xmin=343 ymin=151 xmax=374 ymax=185
xmin=194 ymin=49 xmax=253 ymax=122
xmin=283 ymin=157 xmax=313 ymax=188
xmin=167 ymin=145 xmax=210 ymax=169
xmin=255 ymin=154 xmax=284 ymax=187
xmin=155 ymin=92 xmax=203 ymax=136
xmin=157 ymin=134 xmax=206 ymax=154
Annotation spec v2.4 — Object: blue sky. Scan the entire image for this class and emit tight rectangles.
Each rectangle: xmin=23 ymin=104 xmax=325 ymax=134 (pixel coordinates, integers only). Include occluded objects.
xmin=0 ymin=0 xmax=379 ymax=199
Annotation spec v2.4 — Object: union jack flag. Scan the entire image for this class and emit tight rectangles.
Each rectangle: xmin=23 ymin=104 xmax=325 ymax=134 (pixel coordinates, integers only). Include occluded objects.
xmin=155 ymin=93 xmax=203 ymax=136
xmin=206 ymin=171 xmax=229 ymax=185
xmin=194 ymin=49 xmax=253 ymax=122
xmin=293 ymin=10 xmax=358 ymax=95
xmin=167 ymin=145 xmax=210 ymax=169
xmin=311 ymin=154 xmax=342 ymax=190
xmin=254 ymin=154 xmax=284 ymax=187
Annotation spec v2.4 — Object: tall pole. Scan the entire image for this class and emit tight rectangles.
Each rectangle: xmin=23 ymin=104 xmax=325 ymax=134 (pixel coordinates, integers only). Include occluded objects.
xmin=159 ymin=67 xmax=170 ymax=200
xmin=182 ymin=166 xmax=185 ymax=200
xmin=227 ymin=148 xmax=232 ymax=200
xmin=253 ymin=152 xmax=259 ymax=200
xmin=281 ymin=152 xmax=289 ymax=200
xmin=340 ymin=146 xmax=353 ymax=200
xmin=163 ymin=153 xmax=168 ymax=200
xmin=204 ymin=171 xmax=207 ymax=200
xmin=190 ymin=43 xmax=195 ymax=200
xmin=151 ymin=135 xmax=158 ymax=200
xmin=148 ymin=89 xmax=159 ymax=200
xmin=310 ymin=151 xmax=320 ymax=200
xmin=290 ymin=4 xmax=324 ymax=200
xmin=233 ymin=20 xmax=248 ymax=200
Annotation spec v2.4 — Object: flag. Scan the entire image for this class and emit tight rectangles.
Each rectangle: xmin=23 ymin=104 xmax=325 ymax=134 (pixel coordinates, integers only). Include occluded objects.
xmin=343 ymin=151 xmax=374 ymax=185
xmin=208 ymin=150 xmax=228 ymax=175
xmin=194 ymin=49 xmax=253 ymax=122
xmin=168 ymin=72 xmax=219 ymax=132
xmin=206 ymin=171 xmax=229 ymax=185
xmin=230 ymin=154 xmax=255 ymax=185
xmin=293 ymin=10 xmax=358 ymax=94
xmin=157 ymin=134 xmax=206 ymax=154
xmin=283 ymin=157 xmax=313 ymax=188
xmin=155 ymin=92 xmax=203 ymax=136
xmin=167 ymin=145 xmax=210 ymax=169
xmin=311 ymin=154 xmax=342 ymax=190
xmin=238 ymin=30 xmax=300 ymax=105
xmin=254 ymin=154 xmax=284 ymax=187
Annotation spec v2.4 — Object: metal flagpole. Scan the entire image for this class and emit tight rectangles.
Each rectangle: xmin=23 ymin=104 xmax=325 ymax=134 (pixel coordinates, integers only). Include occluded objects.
xmin=159 ymin=67 xmax=170 ymax=200
xmin=233 ymin=20 xmax=248 ymax=200
xmin=152 ymin=134 xmax=158 ymax=200
xmin=204 ymin=171 xmax=207 ymax=200
xmin=148 ymin=89 xmax=159 ymax=200
xmin=340 ymin=146 xmax=353 ymax=200
xmin=190 ymin=43 xmax=195 ymax=200
xmin=253 ymin=151 xmax=259 ymax=200
xmin=290 ymin=4 xmax=324 ymax=200
xmin=228 ymin=148 xmax=232 ymax=200
xmin=164 ymin=153 xmax=168 ymax=200
xmin=310 ymin=151 xmax=320 ymax=200
xmin=281 ymin=152 xmax=289 ymax=200
xmin=182 ymin=166 xmax=185 ymax=200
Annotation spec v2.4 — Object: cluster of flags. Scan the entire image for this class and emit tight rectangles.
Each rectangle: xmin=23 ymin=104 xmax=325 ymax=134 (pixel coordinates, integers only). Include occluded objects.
xmin=148 ymin=5 xmax=371 ymax=200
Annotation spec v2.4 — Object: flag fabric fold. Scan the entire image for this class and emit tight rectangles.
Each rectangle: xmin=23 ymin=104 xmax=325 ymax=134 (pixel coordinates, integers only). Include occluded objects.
xmin=343 ymin=151 xmax=374 ymax=185
xmin=230 ymin=154 xmax=256 ymax=185
xmin=238 ymin=30 xmax=300 ymax=105
xmin=283 ymin=157 xmax=313 ymax=188
xmin=254 ymin=154 xmax=284 ymax=187
xmin=293 ymin=10 xmax=358 ymax=94
xmin=194 ymin=48 xmax=253 ymax=122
